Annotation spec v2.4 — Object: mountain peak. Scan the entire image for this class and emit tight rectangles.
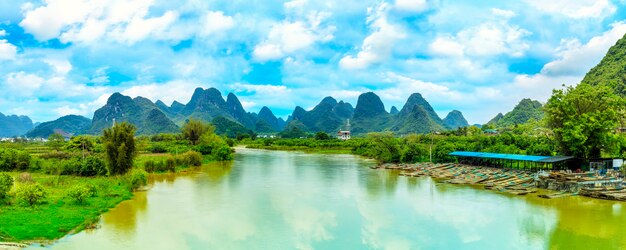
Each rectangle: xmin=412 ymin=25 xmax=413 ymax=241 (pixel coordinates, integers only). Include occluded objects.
xmin=354 ymin=92 xmax=387 ymax=119
xmin=443 ymin=110 xmax=469 ymax=129
xmin=390 ymin=106 xmax=399 ymax=115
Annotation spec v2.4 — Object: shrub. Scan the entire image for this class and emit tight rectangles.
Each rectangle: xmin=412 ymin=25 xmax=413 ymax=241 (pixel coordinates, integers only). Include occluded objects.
xmin=144 ymin=160 xmax=156 ymax=173
xmin=15 ymin=183 xmax=47 ymax=206
xmin=16 ymin=172 xmax=33 ymax=183
xmin=0 ymin=173 xmax=13 ymax=198
xmin=147 ymin=143 xmax=168 ymax=153
xmin=212 ymin=145 xmax=234 ymax=161
xmin=66 ymin=184 xmax=95 ymax=203
xmin=127 ymin=169 xmax=148 ymax=191
xmin=60 ymin=158 xmax=82 ymax=175
xmin=0 ymin=148 xmax=31 ymax=171
xmin=80 ymin=156 xmax=107 ymax=176
xmin=165 ymin=157 xmax=176 ymax=172
xmin=179 ymin=151 xmax=202 ymax=167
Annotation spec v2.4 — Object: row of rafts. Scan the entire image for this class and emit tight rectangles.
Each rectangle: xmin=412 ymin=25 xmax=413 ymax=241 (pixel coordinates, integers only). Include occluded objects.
xmin=373 ymin=163 xmax=537 ymax=195
xmin=372 ymin=162 xmax=626 ymax=201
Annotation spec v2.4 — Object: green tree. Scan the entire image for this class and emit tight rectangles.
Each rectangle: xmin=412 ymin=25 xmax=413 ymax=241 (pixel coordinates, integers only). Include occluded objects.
xmin=47 ymin=133 xmax=65 ymax=151
xmin=103 ymin=122 xmax=137 ymax=175
xmin=314 ymin=132 xmax=330 ymax=140
xmin=544 ymin=83 xmax=623 ymax=159
xmin=0 ymin=173 xmax=13 ymax=198
xmin=182 ymin=119 xmax=214 ymax=145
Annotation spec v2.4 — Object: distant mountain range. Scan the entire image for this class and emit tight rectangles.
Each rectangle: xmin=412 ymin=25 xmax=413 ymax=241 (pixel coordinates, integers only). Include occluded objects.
xmin=487 ymin=98 xmax=544 ymax=128
xmin=2 ymin=88 xmax=476 ymax=137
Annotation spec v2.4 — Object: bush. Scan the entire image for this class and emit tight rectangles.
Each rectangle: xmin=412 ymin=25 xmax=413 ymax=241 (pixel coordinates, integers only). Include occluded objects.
xmin=147 ymin=143 xmax=168 ymax=153
xmin=144 ymin=160 xmax=156 ymax=173
xmin=60 ymin=158 xmax=82 ymax=175
xmin=80 ymin=156 xmax=107 ymax=176
xmin=212 ymin=145 xmax=234 ymax=161
xmin=165 ymin=157 xmax=176 ymax=172
xmin=66 ymin=184 xmax=95 ymax=203
xmin=103 ymin=122 xmax=137 ymax=175
xmin=127 ymin=169 xmax=148 ymax=191
xmin=0 ymin=148 xmax=31 ymax=171
xmin=15 ymin=183 xmax=47 ymax=206
xmin=179 ymin=151 xmax=202 ymax=167
xmin=0 ymin=173 xmax=13 ymax=199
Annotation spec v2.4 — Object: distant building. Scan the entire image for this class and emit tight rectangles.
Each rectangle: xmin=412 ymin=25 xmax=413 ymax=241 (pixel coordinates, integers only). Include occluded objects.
xmin=337 ymin=119 xmax=352 ymax=140
xmin=337 ymin=131 xmax=351 ymax=140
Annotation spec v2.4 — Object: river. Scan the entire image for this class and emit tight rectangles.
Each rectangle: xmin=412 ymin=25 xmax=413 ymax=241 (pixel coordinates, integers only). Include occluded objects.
xmin=30 ymin=148 xmax=626 ymax=249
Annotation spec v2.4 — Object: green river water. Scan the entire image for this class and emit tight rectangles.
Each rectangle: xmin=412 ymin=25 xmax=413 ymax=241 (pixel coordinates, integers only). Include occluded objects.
xmin=31 ymin=148 xmax=626 ymax=249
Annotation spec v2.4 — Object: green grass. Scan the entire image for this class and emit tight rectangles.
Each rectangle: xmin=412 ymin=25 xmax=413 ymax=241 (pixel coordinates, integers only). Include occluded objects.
xmin=0 ymin=173 xmax=133 ymax=242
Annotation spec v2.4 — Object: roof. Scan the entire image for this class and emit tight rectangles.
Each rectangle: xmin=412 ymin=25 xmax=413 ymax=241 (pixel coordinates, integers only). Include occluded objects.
xmin=449 ymin=151 xmax=574 ymax=163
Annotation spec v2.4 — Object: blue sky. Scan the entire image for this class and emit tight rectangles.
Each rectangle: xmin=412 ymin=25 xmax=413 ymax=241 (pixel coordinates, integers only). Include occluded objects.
xmin=0 ymin=0 xmax=625 ymax=124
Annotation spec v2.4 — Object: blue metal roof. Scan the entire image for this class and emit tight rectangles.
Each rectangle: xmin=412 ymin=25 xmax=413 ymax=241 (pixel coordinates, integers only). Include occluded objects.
xmin=449 ymin=151 xmax=551 ymax=162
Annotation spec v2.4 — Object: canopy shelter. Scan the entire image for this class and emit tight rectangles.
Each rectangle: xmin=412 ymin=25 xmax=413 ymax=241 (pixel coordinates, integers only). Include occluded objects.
xmin=449 ymin=151 xmax=577 ymax=171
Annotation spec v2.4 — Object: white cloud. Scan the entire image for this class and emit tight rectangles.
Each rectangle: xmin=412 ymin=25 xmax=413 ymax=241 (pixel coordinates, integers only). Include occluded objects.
xmin=491 ymin=8 xmax=516 ymax=18
xmin=394 ymin=0 xmax=429 ymax=13
xmin=20 ymin=0 xmax=184 ymax=44
xmin=0 ymin=40 xmax=17 ymax=60
xmin=0 ymin=30 xmax=6 ymax=37
xmin=541 ymin=21 xmax=626 ymax=76
xmin=458 ymin=22 xmax=530 ymax=57
xmin=525 ymin=0 xmax=616 ymax=19
xmin=379 ymin=72 xmax=462 ymax=102
xmin=340 ymin=3 xmax=406 ymax=69
xmin=199 ymin=11 xmax=235 ymax=36
xmin=253 ymin=11 xmax=335 ymax=61
xmin=429 ymin=36 xmax=464 ymax=57
xmin=5 ymin=72 xmax=45 ymax=94
xmin=43 ymin=59 xmax=72 ymax=75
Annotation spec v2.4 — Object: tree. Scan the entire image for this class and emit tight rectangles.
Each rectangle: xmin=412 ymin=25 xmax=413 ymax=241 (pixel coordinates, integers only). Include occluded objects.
xmin=544 ymin=83 xmax=623 ymax=159
xmin=103 ymin=122 xmax=137 ymax=175
xmin=182 ymin=119 xmax=214 ymax=145
xmin=314 ymin=132 xmax=330 ymax=140
xmin=47 ymin=133 xmax=65 ymax=151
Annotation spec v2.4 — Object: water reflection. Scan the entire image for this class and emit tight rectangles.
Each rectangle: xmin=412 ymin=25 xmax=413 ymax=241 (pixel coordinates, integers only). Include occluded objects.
xmin=31 ymin=149 xmax=626 ymax=249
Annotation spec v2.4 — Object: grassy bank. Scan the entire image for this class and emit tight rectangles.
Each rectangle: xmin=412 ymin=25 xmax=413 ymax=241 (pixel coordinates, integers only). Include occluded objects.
xmin=0 ymin=173 xmax=133 ymax=242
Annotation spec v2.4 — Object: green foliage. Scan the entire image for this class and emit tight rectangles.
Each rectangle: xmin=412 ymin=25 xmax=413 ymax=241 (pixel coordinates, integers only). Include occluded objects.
xmin=47 ymin=133 xmax=66 ymax=151
xmin=494 ymin=99 xmax=544 ymax=128
xmin=194 ymin=132 xmax=233 ymax=160
xmin=355 ymin=132 xmax=401 ymax=163
xmin=103 ymin=122 xmax=137 ymax=175
xmin=179 ymin=151 xmax=203 ymax=166
xmin=0 ymin=173 xmax=13 ymax=198
xmin=80 ymin=156 xmax=107 ymax=176
xmin=15 ymin=183 xmax=47 ymax=206
xmin=65 ymin=184 xmax=95 ymax=204
xmin=211 ymin=116 xmax=255 ymax=138
xmin=280 ymin=120 xmax=309 ymax=139
xmin=165 ymin=157 xmax=176 ymax=172
xmin=66 ymin=136 xmax=95 ymax=152
xmin=182 ymin=119 xmax=214 ymax=145
xmin=212 ymin=144 xmax=234 ymax=161
xmin=0 ymin=148 xmax=30 ymax=171
xmin=314 ymin=132 xmax=330 ymax=140
xmin=545 ymin=83 xmax=623 ymax=159
xmin=126 ymin=169 xmax=148 ymax=191
xmin=581 ymin=33 xmax=626 ymax=95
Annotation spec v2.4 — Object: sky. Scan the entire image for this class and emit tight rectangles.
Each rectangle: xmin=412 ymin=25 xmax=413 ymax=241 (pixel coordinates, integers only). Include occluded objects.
xmin=0 ymin=0 xmax=626 ymax=124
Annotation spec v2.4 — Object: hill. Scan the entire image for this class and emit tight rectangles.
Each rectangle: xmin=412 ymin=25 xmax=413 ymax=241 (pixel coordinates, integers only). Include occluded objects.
xmin=443 ymin=110 xmax=469 ymax=129
xmin=581 ymin=33 xmax=626 ymax=95
xmin=494 ymin=99 xmax=543 ymax=127
xmin=0 ymin=112 xmax=33 ymax=137
xmin=26 ymin=115 xmax=91 ymax=138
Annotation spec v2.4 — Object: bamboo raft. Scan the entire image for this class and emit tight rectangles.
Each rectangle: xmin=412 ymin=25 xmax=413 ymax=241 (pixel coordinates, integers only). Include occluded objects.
xmin=379 ymin=163 xmax=538 ymax=195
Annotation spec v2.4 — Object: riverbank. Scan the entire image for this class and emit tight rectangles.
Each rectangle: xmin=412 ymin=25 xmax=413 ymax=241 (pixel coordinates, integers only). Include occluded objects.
xmin=243 ymin=144 xmax=353 ymax=154
xmin=0 ymin=153 xmax=222 ymax=245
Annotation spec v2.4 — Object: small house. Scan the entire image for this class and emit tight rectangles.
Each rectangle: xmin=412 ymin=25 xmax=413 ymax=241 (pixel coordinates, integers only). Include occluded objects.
xmin=337 ymin=131 xmax=351 ymax=140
